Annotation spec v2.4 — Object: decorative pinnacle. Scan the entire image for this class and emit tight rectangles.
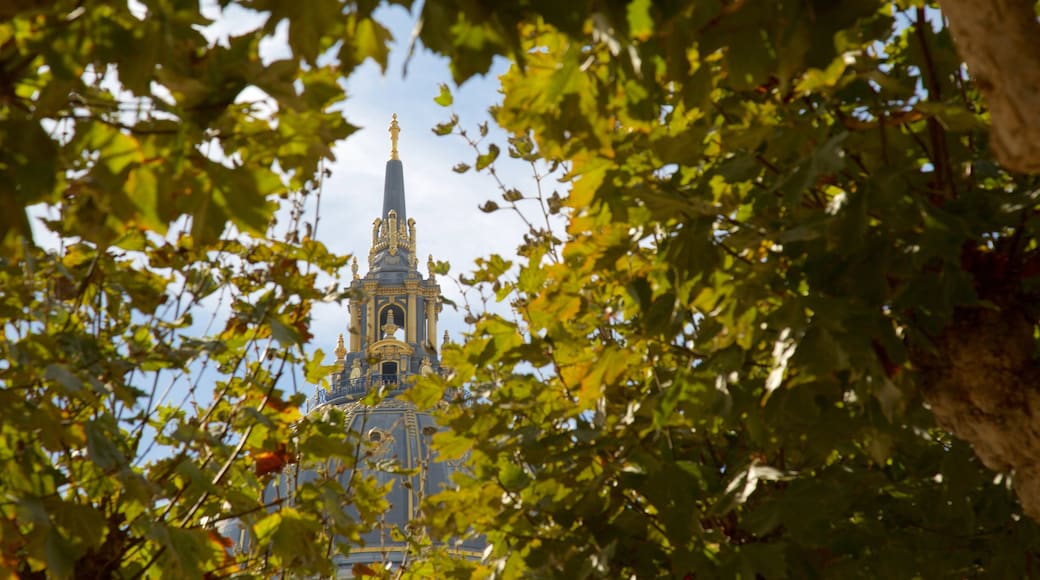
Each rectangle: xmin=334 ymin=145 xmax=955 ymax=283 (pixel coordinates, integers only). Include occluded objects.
xmin=382 ymin=309 xmax=400 ymax=337
xmin=389 ymin=113 xmax=401 ymax=160
xmin=335 ymin=333 xmax=347 ymax=361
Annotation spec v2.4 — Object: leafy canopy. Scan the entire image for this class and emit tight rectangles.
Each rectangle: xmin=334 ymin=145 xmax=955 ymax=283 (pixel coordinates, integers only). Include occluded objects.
xmin=5 ymin=0 xmax=1040 ymax=578
xmin=418 ymin=0 xmax=1040 ymax=578
xmin=0 ymin=0 xmax=408 ymax=576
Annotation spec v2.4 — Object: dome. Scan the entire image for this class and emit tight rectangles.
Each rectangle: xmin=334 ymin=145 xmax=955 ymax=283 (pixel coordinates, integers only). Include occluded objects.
xmin=299 ymin=397 xmax=484 ymax=575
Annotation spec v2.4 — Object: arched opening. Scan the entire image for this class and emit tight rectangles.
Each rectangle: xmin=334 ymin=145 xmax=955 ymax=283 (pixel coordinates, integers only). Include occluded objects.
xmin=378 ymin=304 xmax=406 ymax=340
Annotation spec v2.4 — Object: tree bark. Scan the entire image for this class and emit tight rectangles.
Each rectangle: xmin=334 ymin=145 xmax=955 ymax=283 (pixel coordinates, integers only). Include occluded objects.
xmin=939 ymin=0 xmax=1040 ymax=174
xmin=911 ymin=273 xmax=1040 ymax=518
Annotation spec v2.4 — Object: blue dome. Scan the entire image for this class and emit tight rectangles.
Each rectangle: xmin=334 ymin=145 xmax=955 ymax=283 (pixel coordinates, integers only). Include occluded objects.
xmin=304 ymin=397 xmax=484 ymax=574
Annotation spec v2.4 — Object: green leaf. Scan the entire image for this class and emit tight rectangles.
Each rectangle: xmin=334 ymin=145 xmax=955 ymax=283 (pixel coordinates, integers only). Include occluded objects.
xmin=51 ymin=501 xmax=107 ymax=552
xmin=148 ymin=523 xmax=221 ymax=577
xmin=401 ymin=375 xmax=444 ymax=409
xmin=253 ymin=508 xmax=323 ymax=568
xmin=737 ymin=542 xmax=788 ymax=579
xmin=476 ymin=143 xmax=500 ymax=171
xmin=432 ymin=429 xmax=473 ymax=461
xmin=353 ymin=17 xmax=392 ymax=71
xmin=284 ymin=0 xmax=342 ymax=64
xmin=435 ymin=83 xmax=454 ymax=106
xmin=498 ymin=461 xmax=530 ymax=491
xmin=626 ymin=0 xmax=653 ymax=40
xmin=269 ymin=315 xmax=304 ymax=346
xmin=433 ymin=116 xmax=458 ymax=135
xmin=304 ymin=348 xmax=330 ymax=384
xmin=44 ymin=364 xmax=83 ymax=393
xmin=85 ymin=421 xmax=125 ymax=470
xmin=45 ymin=528 xmax=76 ymax=580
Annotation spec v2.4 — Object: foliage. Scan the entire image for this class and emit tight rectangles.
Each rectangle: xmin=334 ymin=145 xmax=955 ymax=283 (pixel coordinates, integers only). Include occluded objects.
xmin=0 ymin=0 xmax=408 ymax=576
xmin=6 ymin=0 xmax=1040 ymax=578
xmin=418 ymin=0 xmax=1040 ymax=578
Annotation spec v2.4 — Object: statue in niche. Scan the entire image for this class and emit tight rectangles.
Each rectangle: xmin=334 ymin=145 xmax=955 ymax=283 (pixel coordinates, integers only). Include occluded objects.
xmin=349 ymin=358 xmax=362 ymax=380
xmin=420 ymin=356 xmax=433 ymax=376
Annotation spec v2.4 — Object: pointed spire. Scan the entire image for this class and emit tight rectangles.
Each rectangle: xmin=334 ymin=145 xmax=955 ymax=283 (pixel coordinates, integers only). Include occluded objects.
xmin=382 ymin=114 xmax=407 ymax=224
xmin=389 ymin=113 xmax=401 ymax=160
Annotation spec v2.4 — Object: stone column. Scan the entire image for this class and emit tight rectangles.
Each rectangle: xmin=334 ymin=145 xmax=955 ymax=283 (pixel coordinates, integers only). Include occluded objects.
xmin=366 ymin=299 xmax=375 ymax=344
xmin=406 ymin=291 xmax=417 ymax=344
xmin=426 ymin=297 xmax=437 ymax=351
xmin=348 ymin=301 xmax=360 ymax=351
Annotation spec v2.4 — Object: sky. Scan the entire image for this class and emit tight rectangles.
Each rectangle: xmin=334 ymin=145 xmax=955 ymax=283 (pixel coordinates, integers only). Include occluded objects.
xmin=206 ymin=3 xmax=542 ymax=369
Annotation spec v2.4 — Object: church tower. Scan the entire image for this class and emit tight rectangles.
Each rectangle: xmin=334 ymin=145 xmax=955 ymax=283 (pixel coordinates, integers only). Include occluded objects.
xmin=317 ymin=113 xmax=444 ymax=402
xmin=218 ymin=116 xmax=478 ymax=576
xmin=305 ymin=115 xmax=479 ymax=574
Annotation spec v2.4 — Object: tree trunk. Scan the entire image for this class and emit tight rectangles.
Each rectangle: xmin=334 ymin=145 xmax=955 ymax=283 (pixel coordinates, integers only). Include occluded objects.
xmin=912 ymin=286 xmax=1040 ymax=518
xmin=940 ymin=0 xmax=1040 ymax=174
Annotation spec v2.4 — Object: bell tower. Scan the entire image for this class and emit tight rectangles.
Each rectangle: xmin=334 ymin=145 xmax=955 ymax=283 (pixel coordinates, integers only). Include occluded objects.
xmin=308 ymin=115 xmax=483 ymax=574
xmin=221 ymin=116 xmax=480 ymax=575
xmin=321 ymin=114 xmax=444 ymax=405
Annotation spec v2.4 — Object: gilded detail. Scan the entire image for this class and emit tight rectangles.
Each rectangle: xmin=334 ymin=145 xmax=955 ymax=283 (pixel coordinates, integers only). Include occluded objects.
xmin=335 ymin=333 xmax=347 ymax=362
xmin=389 ymin=113 xmax=401 ymax=160
xmin=387 ymin=209 xmax=399 ymax=256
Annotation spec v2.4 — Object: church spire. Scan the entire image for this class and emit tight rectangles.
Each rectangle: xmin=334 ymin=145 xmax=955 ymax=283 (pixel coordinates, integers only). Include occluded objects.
xmin=382 ymin=114 xmax=407 ymax=223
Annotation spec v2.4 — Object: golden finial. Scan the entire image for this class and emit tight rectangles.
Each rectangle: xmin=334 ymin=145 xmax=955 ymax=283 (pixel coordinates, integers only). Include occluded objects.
xmin=389 ymin=113 xmax=401 ymax=160
xmin=335 ymin=333 xmax=347 ymax=361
